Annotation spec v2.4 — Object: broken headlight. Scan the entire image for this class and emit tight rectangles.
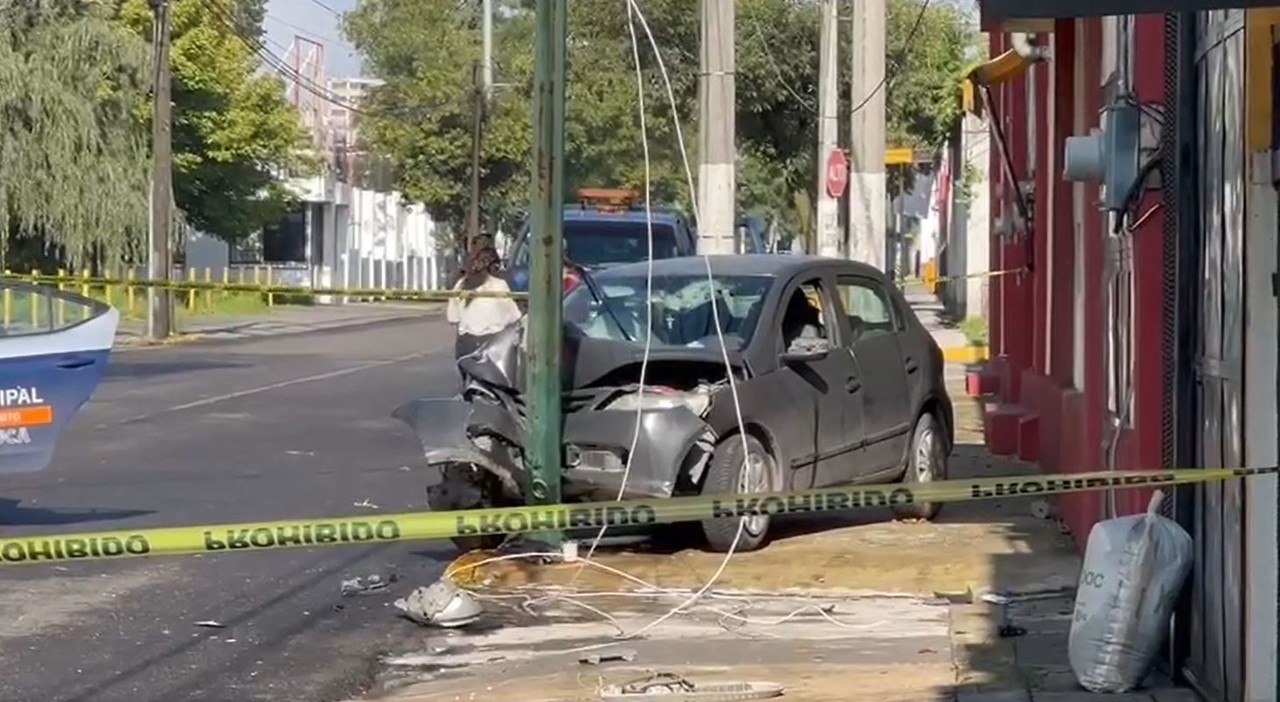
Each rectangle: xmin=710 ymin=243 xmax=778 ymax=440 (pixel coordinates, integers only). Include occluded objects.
xmin=604 ymin=387 xmax=712 ymax=417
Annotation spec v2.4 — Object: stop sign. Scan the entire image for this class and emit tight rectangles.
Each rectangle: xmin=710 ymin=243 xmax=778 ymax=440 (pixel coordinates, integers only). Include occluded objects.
xmin=826 ymin=149 xmax=848 ymax=198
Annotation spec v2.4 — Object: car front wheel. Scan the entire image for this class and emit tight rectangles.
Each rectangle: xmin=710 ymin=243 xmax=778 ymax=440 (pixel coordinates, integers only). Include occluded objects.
xmin=428 ymin=463 xmax=507 ymax=552
xmin=700 ymin=434 xmax=775 ymax=553
xmin=892 ymin=412 xmax=948 ymax=521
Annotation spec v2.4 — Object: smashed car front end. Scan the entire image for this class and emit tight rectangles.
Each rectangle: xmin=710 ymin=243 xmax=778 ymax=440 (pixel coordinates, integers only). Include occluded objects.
xmin=393 ymin=320 xmax=729 ymax=506
xmin=561 ymin=385 xmax=717 ymax=500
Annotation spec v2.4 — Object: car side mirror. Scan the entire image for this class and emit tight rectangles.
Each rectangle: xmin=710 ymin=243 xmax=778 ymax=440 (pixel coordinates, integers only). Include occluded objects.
xmin=781 ymin=337 xmax=831 ymax=364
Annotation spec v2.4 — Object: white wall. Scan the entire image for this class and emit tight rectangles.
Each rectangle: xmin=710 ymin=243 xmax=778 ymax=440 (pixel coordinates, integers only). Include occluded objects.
xmin=940 ymin=112 xmax=991 ymax=320
xmin=1244 ymin=123 xmax=1278 ymax=702
xmin=173 ymin=174 xmax=448 ymax=301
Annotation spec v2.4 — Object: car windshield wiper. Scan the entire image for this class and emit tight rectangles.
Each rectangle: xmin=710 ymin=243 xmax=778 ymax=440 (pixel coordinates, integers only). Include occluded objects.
xmin=567 ymin=255 xmax=634 ymax=343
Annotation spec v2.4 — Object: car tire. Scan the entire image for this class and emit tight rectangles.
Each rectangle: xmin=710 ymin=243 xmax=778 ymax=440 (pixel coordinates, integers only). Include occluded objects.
xmin=893 ymin=412 xmax=947 ymax=521
xmin=700 ymin=433 xmax=775 ymax=553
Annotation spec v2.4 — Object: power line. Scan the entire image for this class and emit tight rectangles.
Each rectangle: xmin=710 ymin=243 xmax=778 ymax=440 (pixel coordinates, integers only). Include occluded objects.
xmin=265 ymin=12 xmax=353 ymax=49
xmin=745 ymin=12 xmax=816 ymax=112
xmin=196 ymin=0 xmax=364 ymax=112
xmin=307 ymin=0 xmax=344 ymax=19
xmin=850 ymin=0 xmax=933 ymax=115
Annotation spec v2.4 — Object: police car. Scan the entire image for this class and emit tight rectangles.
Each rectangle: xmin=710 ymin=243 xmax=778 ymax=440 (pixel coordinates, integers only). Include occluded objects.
xmin=505 ymin=189 xmax=768 ymax=293
xmin=0 ymin=282 xmax=117 ymax=473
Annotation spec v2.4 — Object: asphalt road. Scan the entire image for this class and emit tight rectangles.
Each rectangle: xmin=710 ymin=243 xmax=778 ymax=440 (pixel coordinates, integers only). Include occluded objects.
xmin=0 ymin=316 xmax=461 ymax=702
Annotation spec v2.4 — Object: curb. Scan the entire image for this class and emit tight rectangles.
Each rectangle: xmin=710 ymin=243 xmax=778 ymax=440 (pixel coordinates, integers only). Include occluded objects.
xmin=114 ymin=333 xmax=206 ymax=353
xmin=112 ymin=309 xmax=440 ymax=353
xmin=941 ymin=345 xmax=988 ymax=363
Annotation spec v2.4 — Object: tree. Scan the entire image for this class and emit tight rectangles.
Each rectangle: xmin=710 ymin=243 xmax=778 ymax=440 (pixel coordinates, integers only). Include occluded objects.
xmin=0 ymin=1 xmax=152 ymax=270
xmin=884 ymin=0 xmax=973 ymax=152
xmin=117 ymin=0 xmax=311 ymax=244
xmin=344 ymin=0 xmax=971 ymax=238
xmin=344 ymin=0 xmax=526 ymax=235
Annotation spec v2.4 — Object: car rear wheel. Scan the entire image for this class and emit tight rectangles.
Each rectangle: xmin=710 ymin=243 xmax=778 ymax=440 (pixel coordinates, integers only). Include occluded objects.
xmin=892 ymin=412 xmax=947 ymax=521
xmin=700 ymin=434 xmax=775 ymax=553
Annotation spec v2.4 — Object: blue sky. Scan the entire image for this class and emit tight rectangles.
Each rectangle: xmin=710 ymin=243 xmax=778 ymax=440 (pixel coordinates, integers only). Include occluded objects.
xmin=264 ymin=0 xmax=363 ymax=78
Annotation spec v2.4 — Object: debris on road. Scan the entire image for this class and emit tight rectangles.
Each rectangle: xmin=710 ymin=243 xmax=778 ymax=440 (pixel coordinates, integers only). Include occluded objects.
xmin=194 ymin=621 xmax=225 ymax=629
xmin=980 ymin=586 xmax=1074 ymax=605
xmin=340 ymin=573 xmax=397 ymax=596
xmin=578 ymin=648 xmax=637 ymax=666
xmin=598 ymin=673 xmax=783 ymax=701
xmin=394 ymin=578 xmax=482 ymax=628
xmin=931 ymin=588 xmax=973 ymax=604
xmin=352 ymin=498 xmax=380 ymax=509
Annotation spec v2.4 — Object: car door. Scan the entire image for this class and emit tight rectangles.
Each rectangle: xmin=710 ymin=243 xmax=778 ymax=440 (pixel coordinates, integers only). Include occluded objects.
xmin=834 ymin=274 xmax=912 ymax=476
xmin=0 ymin=283 xmax=118 ymax=474
xmin=769 ymin=276 xmax=860 ymax=487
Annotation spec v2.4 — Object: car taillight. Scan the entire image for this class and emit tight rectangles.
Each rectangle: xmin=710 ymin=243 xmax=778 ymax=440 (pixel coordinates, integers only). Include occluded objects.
xmin=563 ymin=269 xmax=581 ymax=293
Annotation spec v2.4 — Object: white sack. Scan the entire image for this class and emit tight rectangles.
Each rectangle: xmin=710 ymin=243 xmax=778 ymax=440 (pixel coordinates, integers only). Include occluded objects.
xmin=1068 ymin=490 xmax=1193 ymax=692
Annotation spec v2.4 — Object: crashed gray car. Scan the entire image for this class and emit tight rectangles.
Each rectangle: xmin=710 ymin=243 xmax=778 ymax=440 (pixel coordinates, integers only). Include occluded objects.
xmin=395 ymin=255 xmax=954 ymax=553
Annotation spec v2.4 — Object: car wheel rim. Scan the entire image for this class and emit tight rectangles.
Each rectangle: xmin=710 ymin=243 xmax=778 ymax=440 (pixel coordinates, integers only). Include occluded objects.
xmin=737 ymin=450 xmax=769 ymax=537
xmin=915 ymin=425 xmax=938 ymax=483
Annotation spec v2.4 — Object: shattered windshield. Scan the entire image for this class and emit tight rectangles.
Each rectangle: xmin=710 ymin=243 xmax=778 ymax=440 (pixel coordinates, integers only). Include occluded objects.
xmin=564 ymin=273 xmax=773 ymax=349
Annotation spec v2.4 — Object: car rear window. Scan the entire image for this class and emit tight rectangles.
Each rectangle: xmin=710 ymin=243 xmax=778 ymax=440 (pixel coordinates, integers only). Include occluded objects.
xmin=514 ymin=219 xmax=679 ymax=267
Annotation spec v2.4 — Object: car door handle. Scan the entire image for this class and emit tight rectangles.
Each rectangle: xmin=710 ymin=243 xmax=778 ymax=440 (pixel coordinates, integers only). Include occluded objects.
xmin=845 ymin=377 xmax=861 ymax=393
xmin=905 ymin=357 xmax=919 ymax=375
xmin=56 ymin=357 xmax=95 ymax=370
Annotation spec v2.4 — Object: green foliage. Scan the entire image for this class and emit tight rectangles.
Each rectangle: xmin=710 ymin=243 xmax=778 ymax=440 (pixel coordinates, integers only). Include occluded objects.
xmin=959 ymin=315 xmax=988 ymax=347
xmin=344 ymin=0 xmax=972 ymax=238
xmin=118 ymin=0 xmax=312 ymax=244
xmin=0 ymin=0 xmax=152 ymax=269
xmin=885 ymin=0 xmax=973 ymax=152
xmin=0 ymin=0 xmax=308 ymax=270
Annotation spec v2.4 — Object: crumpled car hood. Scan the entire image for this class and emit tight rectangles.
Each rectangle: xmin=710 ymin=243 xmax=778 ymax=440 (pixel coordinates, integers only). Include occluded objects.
xmin=460 ymin=319 xmax=744 ymax=392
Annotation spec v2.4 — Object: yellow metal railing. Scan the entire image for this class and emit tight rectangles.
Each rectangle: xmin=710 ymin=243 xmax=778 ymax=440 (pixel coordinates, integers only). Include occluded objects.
xmin=0 ymin=266 xmax=295 ymax=326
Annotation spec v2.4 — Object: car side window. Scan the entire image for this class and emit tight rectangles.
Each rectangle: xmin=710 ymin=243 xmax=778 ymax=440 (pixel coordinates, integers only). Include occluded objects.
xmin=0 ymin=285 xmax=101 ymax=337
xmin=836 ymin=277 xmax=895 ymax=345
xmin=779 ymin=279 xmax=831 ymax=352
xmin=888 ymin=290 xmax=908 ymax=332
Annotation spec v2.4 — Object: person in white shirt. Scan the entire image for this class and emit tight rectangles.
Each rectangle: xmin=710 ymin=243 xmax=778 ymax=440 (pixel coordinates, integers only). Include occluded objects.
xmin=446 ymin=244 xmax=523 ymax=362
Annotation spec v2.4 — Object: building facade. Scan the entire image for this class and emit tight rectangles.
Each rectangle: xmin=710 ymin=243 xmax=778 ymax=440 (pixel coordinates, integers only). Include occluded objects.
xmin=969 ymin=6 xmax=1280 ymax=701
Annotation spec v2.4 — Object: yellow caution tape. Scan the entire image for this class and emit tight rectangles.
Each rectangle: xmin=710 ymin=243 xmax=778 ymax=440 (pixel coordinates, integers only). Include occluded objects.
xmin=897 ymin=267 xmax=1024 ymax=287
xmin=3 ymin=267 xmax=1025 ymax=303
xmin=0 ymin=467 xmax=1273 ymax=566
xmin=1 ymin=272 xmax=525 ymax=302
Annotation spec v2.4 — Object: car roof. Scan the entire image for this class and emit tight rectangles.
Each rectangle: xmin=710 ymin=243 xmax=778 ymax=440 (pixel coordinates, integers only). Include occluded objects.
xmin=563 ymin=208 xmax=683 ymax=224
xmin=595 ymin=254 xmax=885 ymax=280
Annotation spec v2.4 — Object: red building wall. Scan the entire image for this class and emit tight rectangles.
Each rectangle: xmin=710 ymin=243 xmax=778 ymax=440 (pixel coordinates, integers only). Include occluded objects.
xmin=970 ymin=17 xmax=1169 ymax=546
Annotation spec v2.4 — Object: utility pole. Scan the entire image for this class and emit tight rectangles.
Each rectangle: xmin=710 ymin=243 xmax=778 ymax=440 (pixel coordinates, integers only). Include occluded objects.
xmin=466 ymin=62 xmax=484 ymax=247
xmin=848 ymin=0 xmax=887 ymax=271
xmin=525 ymin=0 xmax=567 ymax=543
xmin=148 ymin=0 xmax=174 ymax=341
xmin=815 ymin=0 xmax=841 ymax=258
xmin=481 ymin=0 xmax=493 ymax=101
xmin=696 ymin=0 xmax=735 ymax=254
xmin=464 ymin=0 xmax=494 ymax=247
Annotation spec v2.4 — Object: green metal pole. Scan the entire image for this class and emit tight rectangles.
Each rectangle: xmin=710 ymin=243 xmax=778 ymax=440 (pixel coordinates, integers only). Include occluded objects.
xmin=525 ymin=0 xmax=567 ymax=545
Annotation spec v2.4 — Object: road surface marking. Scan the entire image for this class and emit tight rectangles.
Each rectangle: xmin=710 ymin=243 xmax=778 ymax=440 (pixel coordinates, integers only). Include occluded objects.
xmin=115 ymin=351 xmax=428 ymax=426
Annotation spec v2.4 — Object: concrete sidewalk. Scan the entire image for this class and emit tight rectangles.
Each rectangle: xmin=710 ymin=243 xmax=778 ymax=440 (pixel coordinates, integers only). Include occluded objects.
xmin=114 ymin=302 xmax=441 ymax=348
xmin=906 ymin=288 xmax=988 ymax=364
xmin=349 ymin=372 xmax=1196 ymax=702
